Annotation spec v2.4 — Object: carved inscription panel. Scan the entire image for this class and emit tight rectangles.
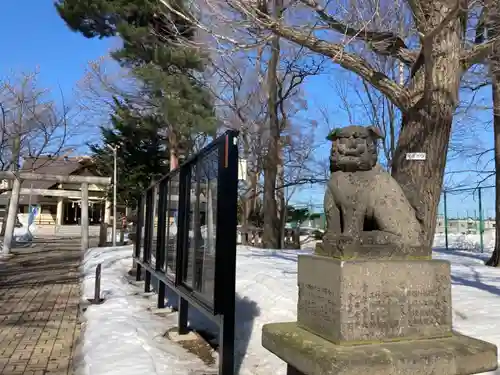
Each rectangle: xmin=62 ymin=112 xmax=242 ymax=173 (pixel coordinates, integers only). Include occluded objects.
xmin=297 ymin=256 xmax=452 ymax=342
xmin=296 ymin=254 xmax=342 ymax=341
xmin=297 ymin=281 xmax=339 ymax=338
xmin=341 ymin=282 xmax=451 ymax=341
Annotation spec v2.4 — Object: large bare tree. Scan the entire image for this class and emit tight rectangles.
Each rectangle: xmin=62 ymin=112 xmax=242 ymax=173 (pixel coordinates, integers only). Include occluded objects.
xmin=0 ymin=70 xmax=73 ymax=175
xmin=159 ymin=0 xmax=500 ymax=247
xmin=481 ymin=0 xmax=500 ymax=266
xmin=209 ymin=41 xmax=324 ymax=247
xmin=0 ymin=69 xmax=78 ymax=250
xmin=209 ymin=50 xmax=267 ymax=231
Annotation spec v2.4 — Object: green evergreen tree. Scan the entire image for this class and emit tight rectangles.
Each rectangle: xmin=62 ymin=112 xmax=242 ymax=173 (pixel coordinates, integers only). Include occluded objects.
xmin=55 ymin=0 xmax=217 ymax=158
xmin=89 ymin=98 xmax=170 ymax=208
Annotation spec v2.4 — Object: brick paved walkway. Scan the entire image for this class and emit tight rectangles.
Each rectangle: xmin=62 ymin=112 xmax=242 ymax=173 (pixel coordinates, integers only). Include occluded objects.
xmin=0 ymin=240 xmax=85 ymax=375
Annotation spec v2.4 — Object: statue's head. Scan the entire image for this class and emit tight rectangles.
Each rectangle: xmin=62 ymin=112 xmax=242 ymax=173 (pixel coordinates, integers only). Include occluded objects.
xmin=327 ymin=125 xmax=383 ymax=172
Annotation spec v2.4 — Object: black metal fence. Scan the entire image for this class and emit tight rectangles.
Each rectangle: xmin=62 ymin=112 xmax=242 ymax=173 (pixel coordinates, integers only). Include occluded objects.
xmin=133 ymin=130 xmax=239 ymax=375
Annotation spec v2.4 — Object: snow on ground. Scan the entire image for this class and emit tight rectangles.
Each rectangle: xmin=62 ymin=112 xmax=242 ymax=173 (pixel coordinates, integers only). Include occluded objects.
xmin=434 ymin=231 xmax=497 ymax=252
xmin=77 ymin=246 xmax=215 ymax=375
xmin=79 ymin=236 xmax=500 ymax=375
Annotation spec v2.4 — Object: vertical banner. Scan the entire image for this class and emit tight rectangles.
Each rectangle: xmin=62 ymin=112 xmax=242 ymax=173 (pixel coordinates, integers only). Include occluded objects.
xmin=28 ymin=205 xmax=39 ymax=227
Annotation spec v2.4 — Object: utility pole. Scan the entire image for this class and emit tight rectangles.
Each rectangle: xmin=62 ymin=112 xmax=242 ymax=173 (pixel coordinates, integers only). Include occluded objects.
xmin=107 ymin=144 xmax=118 ymax=246
xmin=0 ymin=102 xmax=8 ymax=236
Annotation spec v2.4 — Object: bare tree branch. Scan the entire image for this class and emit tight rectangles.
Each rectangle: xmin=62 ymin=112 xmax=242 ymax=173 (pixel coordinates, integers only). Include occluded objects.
xmin=251 ymin=17 xmax=412 ymax=109
xmin=298 ymin=0 xmax=417 ymax=65
xmin=462 ymin=37 xmax=500 ymax=69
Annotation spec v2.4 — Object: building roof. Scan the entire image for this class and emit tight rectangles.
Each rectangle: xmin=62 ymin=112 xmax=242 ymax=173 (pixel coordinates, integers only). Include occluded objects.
xmin=14 ymin=155 xmax=97 ymax=205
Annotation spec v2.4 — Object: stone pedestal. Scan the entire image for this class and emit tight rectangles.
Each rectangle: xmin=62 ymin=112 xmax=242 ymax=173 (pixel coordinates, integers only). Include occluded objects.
xmin=315 ymin=232 xmax=431 ymax=260
xmin=263 ymin=322 xmax=497 ymax=375
xmin=262 ymin=254 xmax=498 ymax=375
xmin=297 ymin=256 xmax=452 ymax=343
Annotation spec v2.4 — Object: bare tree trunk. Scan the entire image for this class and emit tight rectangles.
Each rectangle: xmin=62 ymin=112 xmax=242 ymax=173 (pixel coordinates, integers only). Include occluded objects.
xmin=391 ymin=25 xmax=462 ymax=249
xmin=262 ymin=28 xmax=282 ymax=249
xmin=392 ymin=108 xmax=454 ymax=248
xmin=277 ymin=143 xmax=285 ymax=248
xmin=2 ymin=177 xmax=21 ymax=256
xmin=1 ymin=133 xmax=21 ymax=237
xmin=486 ymin=70 xmax=500 ymax=266
xmin=249 ymin=167 xmax=258 ymax=215
xmin=486 ymin=2 xmax=500 ymax=267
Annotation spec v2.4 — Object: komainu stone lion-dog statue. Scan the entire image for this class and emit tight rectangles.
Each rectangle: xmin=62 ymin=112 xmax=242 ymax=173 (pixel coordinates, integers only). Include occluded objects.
xmin=317 ymin=125 xmax=427 ymax=259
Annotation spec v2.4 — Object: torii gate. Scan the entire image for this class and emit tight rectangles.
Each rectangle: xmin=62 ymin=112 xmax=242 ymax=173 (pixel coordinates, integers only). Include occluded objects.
xmin=0 ymin=171 xmax=111 ymax=256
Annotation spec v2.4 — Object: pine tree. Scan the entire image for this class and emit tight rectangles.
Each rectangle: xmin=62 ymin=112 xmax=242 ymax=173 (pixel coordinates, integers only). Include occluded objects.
xmin=89 ymin=99 xmax=170 ymax=208
xmin=56 ymin=0 xmax=217 ymax=161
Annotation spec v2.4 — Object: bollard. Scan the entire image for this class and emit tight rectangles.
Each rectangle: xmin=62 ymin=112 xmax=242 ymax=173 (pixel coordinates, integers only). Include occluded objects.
xmin=87 ymin=263 xmax=105 ymax=304
xmin=99 ymin=222 xmax=108 ymax=247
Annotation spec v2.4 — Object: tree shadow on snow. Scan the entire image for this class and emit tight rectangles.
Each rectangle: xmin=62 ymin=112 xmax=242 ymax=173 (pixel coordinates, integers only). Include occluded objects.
xmin=239 ymin=249 xmax=311 ymax=263
xmin=451 ymin=269 xmax=500 ymax=297
xmin=148 ymin=275 xmax=260 ymax=374
xmin=433 ymin=247 xmax=490 ymax=263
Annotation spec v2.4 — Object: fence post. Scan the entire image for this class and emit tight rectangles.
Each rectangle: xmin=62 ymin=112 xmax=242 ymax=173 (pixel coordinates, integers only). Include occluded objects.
xmin=156 ymin=180 xmax=168 ymax=309
xmin=144 ymin=189 xmax=154 ymax=293
xmin=134 ymin=195 xmax=144 ymax=281
xmin=478 ymin=187 xmax=484 ymax=253
xmin=443 ymin=190 xmax=448 ymax=251
xmin=175 ymin=165 xmax=190 ymax=335
xmin=214 ymin=131 xmax=238 ymax=375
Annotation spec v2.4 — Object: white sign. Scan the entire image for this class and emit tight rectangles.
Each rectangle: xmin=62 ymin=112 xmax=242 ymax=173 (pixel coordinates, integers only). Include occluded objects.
xmin=406 ymin=152 xmax=426 ymax=160
xmin=238 ymin=158 xmax=248 ymax=181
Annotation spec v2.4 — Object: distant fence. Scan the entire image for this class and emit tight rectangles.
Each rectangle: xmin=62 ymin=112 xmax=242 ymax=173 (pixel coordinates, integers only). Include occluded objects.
xmin=287 ymin=203 xmax=326 ymax=230
xmin=133 ymin=130 xmax=239 ymax=375
xmin=437 ymin=185 xmax=495 ymax=252
xmin=237 ymin=225 xmax=301 ymax=248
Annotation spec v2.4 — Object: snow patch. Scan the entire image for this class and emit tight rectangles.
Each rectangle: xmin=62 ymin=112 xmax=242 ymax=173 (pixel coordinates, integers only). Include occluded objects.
xmin=77 ymin=246 xmax=215 ymax=375
xmin=79 ymin=239 xmax=500 ymax=375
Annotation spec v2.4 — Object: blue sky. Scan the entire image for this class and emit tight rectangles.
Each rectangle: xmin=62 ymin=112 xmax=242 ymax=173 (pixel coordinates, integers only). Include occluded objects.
xmin=294 ymin=74 xmax=497 ymax=215
xmin=1 ymin=1 xmax=496 ymax=216
xmin=0 ymin=1 xmax=113 ymax=109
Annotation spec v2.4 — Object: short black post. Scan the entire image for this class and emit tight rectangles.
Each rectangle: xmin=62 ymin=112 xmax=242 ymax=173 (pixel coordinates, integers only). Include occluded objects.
xmin=94 ymin=263 xmax=101 ymax=301
xmin=219 ymin=312 xmax=235 ymax=375
xmin=135 ymin=263 xmax=142 ymax=281
xmin=178 ymin=296 xmax=189 ymax=334
xmin=157 ymin=282 xmax=165 ymax=308
xmin=144 ymin=270 xmax=151 ymax=293
xmin=88 ymin=263 xmax=104 ymax=304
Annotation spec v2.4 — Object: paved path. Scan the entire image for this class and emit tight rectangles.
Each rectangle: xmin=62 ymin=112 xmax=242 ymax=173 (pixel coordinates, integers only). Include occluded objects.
xmin=0 ymin=239 xmax=91 ymax=375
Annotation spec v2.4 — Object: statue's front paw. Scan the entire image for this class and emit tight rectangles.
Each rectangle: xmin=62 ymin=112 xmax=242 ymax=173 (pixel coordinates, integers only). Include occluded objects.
xmin=415 ymin=208 xmax=424 ymax=223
